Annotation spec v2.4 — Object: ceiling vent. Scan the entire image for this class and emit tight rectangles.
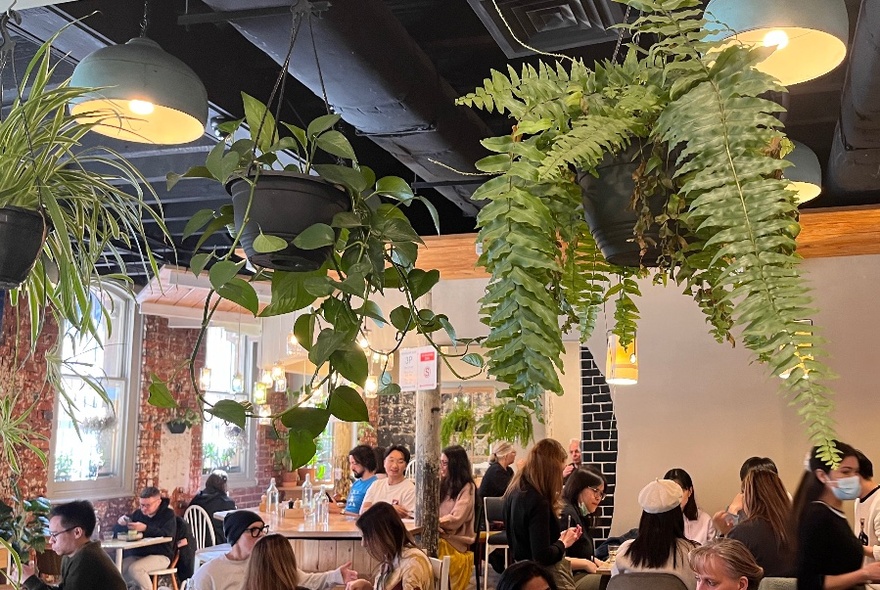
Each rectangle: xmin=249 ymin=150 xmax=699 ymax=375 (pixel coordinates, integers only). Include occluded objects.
xmin=468 ymin=0 xmax=626 ymax=58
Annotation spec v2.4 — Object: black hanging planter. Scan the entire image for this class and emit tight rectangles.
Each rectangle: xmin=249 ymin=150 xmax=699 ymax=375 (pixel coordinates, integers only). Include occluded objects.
xmin=578 ymin=149 xmax=667 ymax=268
xmin=227 ymin=171 xmax=351 ymax=272
xmin=0 ymin=206 xmax=47 ymax=290
xmin=166 ymin=421 xmax=187 ymax=434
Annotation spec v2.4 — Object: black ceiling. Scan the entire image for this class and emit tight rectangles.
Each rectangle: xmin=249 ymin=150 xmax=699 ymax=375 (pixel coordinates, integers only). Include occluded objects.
xmin=7 ymin=0 xmax=874 ymax=281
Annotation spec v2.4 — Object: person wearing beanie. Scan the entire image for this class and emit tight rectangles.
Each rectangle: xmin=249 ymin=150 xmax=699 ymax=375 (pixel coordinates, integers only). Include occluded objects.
xmin=610 ymin=479 xmax=699 ymax=590
xmin=188 ymin=510 xmax=358 ymax=590
xmin=479 ymin=441 xmax=516 ymax=499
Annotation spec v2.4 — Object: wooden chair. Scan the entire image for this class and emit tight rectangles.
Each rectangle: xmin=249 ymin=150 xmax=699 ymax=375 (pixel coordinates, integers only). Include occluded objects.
xmin=606 ymin=573 xmax=688 ymax=590
xmin=482 ymin=496 xmax=508 ymax=590
xmin=429 ymin=555 xmax=451 ymax=590
xmin=184 ymin=505 xmax=216 ymax=550
xmin=148 ymin=550 xmax=180 ymax=590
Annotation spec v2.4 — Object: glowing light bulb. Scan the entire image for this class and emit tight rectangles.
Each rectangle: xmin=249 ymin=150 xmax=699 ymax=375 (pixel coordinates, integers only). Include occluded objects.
xmin=357 ymin=335 xmax=370 ymax=349
xmin=231 ymin=372 xmax=244 ymax=393
xmin=364 ymin=376 xmax=378 ymax=398
xmin=253 ymin=382 xmax=268 ymax=405
xmin=762 ymin=29 xmax=789 ymax=50
xmin=271 ymin=364 xmax=285 ymax=381
xmin=199 ymin=367 xmax=212 ymax=390
xmin=129 ymin=99 xmax=155 ymax=115
xmin=260 ymin=370 xmax=274 ymax=387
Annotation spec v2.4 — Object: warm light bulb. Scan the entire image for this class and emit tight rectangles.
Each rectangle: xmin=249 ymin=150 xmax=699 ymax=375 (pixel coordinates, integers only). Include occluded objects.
xmin=271 ymin=364 xmax=285 ymax=381
xmin=364 ymin=376 xmax=379 ymax=398
xmin=260 ymin=370 xmax=274 ymax=387
xmin=199 ymin=367 xmax=212 ymax=390
xmin=253 ymin=382 xmax=268 ymax=405
xmin=762 ymin=29 xmax=789 ymax=50
xmin=274 ymin=377 xmax=287 ymax=393
xmin=258 ymin=403 xmax=272 ymax=425
xmin=128 ymin=99 xmax=155 ymax=115
xmin=357 ymin=335 xmax=370 ymax=349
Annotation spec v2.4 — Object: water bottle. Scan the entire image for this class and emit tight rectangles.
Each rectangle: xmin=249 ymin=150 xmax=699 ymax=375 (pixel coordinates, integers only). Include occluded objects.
xmin=317 ymin=485 xmax=330 ymax=526
xmin=266 ymin=477 xmax=280 ymax=517
xmin=302 ymin=474 xmax=315 ymax=520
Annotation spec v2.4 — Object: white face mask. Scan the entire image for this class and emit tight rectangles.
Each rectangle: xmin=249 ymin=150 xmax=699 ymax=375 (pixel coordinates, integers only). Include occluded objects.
xmin=578 ymin=501 xmax=589 ymax=516
xmin=830 ymin=475 xmax=862 ymax=501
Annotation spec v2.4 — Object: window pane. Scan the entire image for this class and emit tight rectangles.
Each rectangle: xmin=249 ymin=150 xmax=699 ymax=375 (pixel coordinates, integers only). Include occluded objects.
xmin=202 ymin=326 xmax=249 ymax=475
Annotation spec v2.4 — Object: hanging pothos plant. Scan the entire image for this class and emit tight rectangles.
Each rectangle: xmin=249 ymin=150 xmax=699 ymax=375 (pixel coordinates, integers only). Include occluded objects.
xmin=457 ymin=0 xmax=837 ymax=462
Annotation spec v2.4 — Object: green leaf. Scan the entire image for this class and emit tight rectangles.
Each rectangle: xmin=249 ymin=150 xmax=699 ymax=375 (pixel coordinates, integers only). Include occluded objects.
xmin=309 ymin=329 xmax=350 ymax=366
xmin=307 ymin=114 xmax=342 ymax=138
xmin=209 ymin=260 xmax=246 ymax=290
xmin=462 ymin=353 xmax=484 ymax=368
xmin=189 ymin=253 xmax=211 ymax=277
xmin=204 ymin=142 xmax=240 ymax=184
xmin=330 ymin=345 xmax=369 ymax=386
xmin=378 ymin=383 xmax=401 ymax=396
xmin=389 ymin=305 xmax=413 ymax=332
xmin=206 ymin=400 xmax=246 ymax=429
xmin=294 ymin=313 xmax=316 ymax=351
xmin=314 ymin=164 xmax=369 ymax=193
xmin=292 ymin=223 xmax=336 ymax=250
xmin=438 ymin=315 xmax=457 ymax=344
xmin=216 ymin=278 xmax=259 ymax=315
xmin=287 ymin=430 xmax=318 ymax=470
xmin=332 ymin=211 xmax=363 ymax=229
xmin=375 ymin=176 xmax=414 ymax=203
xmin=183 ymin=209 xmax=217 ymax=240
xmin=259 ymin=271 xmax=322 ymax=317
xmin=147 ymin=376 xmax=178 ymax=408
xmin=357 ymin=300 xmax=387 ymax=326
xmin=280 ymin=407 xmax=330 ymax=437
xmin=408 ymin=269 xmax=440 ymax=300
xmin=242 ymin=92 xmax=277 ymax=153
xmin=328 ymin=385 xmax=370 ymax=421
xmin=253 ymin=233 xmax=288 ymax=253
xmin=167 ymin=166 xmax=215 ymax=190
xmin=315 ymin=130 xmax=357 ymax=161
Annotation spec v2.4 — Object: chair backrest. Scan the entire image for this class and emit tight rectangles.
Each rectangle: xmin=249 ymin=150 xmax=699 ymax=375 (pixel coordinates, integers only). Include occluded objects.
xmin=404 ymin=456 xmax=417 ymax=480
xmin=429 ymin=555 xmax=451 ymax=590
xmin=483 ymin=496 xmax=504 ymax=530
xmin=184 ymin=504 xmax=216 ymax=550
xmin=757 ymin=578 xmax=797 ymax=590
xmin=606 ymin=573 xmax=688 ymax=590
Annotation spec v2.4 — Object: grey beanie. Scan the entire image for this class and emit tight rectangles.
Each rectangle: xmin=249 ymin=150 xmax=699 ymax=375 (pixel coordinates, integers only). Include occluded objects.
xmin=223 ymin=510 xmax=263 ymax=546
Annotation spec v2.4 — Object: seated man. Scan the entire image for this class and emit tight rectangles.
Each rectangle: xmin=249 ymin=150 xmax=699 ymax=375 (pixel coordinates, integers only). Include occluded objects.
xmin=344 ymin=445 xmax=379 ymax=515
xmin=116 ymin=486 xmax=176 ymax=590
xmin=189 ymin=510 xmax=357 ymax=590
xmin=9 ymin=500 xmax=126 ymax=590
xmin=360 ymin=445 xmax=416 ymax=518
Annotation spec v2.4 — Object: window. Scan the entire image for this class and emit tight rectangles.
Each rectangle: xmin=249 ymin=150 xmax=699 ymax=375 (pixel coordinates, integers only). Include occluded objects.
xmin=49 ymin=285 xmax=138 ymax=499
xmin=201 ymin=326 xmax=253 ymax=481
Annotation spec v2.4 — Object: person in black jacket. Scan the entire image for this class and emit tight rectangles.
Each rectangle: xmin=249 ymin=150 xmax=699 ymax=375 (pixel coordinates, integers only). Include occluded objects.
xmin=115 ymin=487 xmax=177 ymax=590
xmin=9 ymin=500 xmax=126 ymax=590
xmin=479 ymin=441 xmax=516 ymax=500
xmin=188 ymin=470 xmax=236 ymax=543
xmin=559 ymin=469 xmax=608 ymax=590
xmin=504 ymin=439 xmax=581 ymax=590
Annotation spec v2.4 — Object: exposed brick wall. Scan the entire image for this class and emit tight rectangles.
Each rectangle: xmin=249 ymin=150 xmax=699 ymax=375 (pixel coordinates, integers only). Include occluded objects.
xmin=377 ymin=391 xmax=416 ymax=450
xmin=581 ymin=347 xmax=619 ymax=543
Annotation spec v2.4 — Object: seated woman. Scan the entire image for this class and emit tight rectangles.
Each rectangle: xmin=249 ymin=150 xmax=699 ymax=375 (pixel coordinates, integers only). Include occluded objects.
xmin=497 ymin=561 xmax=559 ymax=590
xmin=794 ymin=442 xmax=880 ymax=590
xmin=438 ymin=445 xmax=476 ymax=590
xmin=689 ymin=538 xmax=764 ymax=590
xmin=665 ymin=468 xmax=716 ymax=545
xmin=611 ymin=479 xmax=698 ymax=590
xmin=480 ymin=441 xmax=516 ymax=500
xmin=559 ymin=469 xmax=608 ymax=590
xmin=241 ymin=533 xmax=304 ymax=590
xmin=350 ymin=503 xmax=434 ymax=590
xmin=714 ymin=469 xmax=794 ymax=577
xmin=188 ymin=469 xmax=236 ymax=544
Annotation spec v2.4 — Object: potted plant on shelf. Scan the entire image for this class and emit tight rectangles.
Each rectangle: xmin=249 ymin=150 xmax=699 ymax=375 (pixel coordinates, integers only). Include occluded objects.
xmin=162 ymin=94 xmax=479 ymax=470
xmin=166 ymin=407 xmax=201 ymax=434
xmin=457 ymin=0 xmax=837 ymax=459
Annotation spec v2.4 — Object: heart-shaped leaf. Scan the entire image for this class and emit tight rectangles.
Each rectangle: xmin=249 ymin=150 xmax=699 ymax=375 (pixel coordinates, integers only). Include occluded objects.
xmin=316 ymin=130 xmax=357 ymax=162
xmin=389 ymin=305 xmax=413 ymax=332
xmin=330 ymin=346 xmax=369 ymax=386
xmin=375 ymin=176 xmax=414 ymax=203
xmin=314 ymin=164 xmax=368 ymax=193
xmin=408 ymin=269 xmax=440 ymax=300
xmin=280 ymin=407 xmax=330 ymax=437
xmin=462 ymin=353 xmax=484 ymax=368
xmin=183 ymin=209 xmax=216 ymax=240
xmin=293 ymin=224 xmax=335 ymax=250
xmin=147 ymin=375 xmax=178 ymax=408
xmin=189 ymin=253 xmax=211 ymax=277
xmin=294 ymin=313 xmax=315 ymax=352
xmin=307 ymin=114 xmax=342 ymax=138
xmin=309 ymin=329 xmax=350 ymax=366
xmin=253 ymin=233 xmax=288 ymax=253
xmin=287 ymin=430 xmax=318 ymax=470
xmin=209 ymin=260 xmax=246 ymax=291
xmin=207 ymin=400 xmax=247 ymax=429
xmin=328 ymin=385 xmax=369 ymax=422
xmin=216 ymin=278 xmax=259 ymax=315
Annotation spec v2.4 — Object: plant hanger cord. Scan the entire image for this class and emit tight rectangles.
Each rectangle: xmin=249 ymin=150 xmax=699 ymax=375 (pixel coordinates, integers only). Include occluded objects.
xmin=307 ymin=11 xmax=332 ymax=117
xmin=139 ymin=0 xmax=150 ymax=38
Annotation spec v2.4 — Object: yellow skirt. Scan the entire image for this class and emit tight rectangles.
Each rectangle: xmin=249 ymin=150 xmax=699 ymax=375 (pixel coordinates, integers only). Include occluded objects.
xmin=437 ymin=537 xmax=474 ymax=590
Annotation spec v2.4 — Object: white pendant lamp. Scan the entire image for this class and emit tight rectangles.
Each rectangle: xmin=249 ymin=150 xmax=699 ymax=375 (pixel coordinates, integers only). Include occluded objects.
xmin=69 ymin=37 xmax=207 ymax=145
xmin=704 ymin=0 xmax=849 ymax=86
xmin=606 ymin=332 xmax=638 ymax=386
xmin=783 ymin=141 xmax=822 ymax=204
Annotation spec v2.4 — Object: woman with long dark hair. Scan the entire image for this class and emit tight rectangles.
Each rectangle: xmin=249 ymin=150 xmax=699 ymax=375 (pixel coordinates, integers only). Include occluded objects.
xmin=793 ymin=442 xmax=880 ymax=590
xmin=438 ymin=445 xmax=476 ymax=590
xmin=611 ymin=479 xmax=698 ymax=590
xmin=349 ymin=503 xmax=433 ymax=590
xmin=504 ymin=439 xmax=581 ymax=590
xmin=714 ymin=469 xmax=794 ymax=577
xmin=664 ymin=468 xmax=715 ymax=545
xmin=560 ymin=469 xmax=607 ymax=590
xmin=241 ymin=534 xmax=302 ymax=590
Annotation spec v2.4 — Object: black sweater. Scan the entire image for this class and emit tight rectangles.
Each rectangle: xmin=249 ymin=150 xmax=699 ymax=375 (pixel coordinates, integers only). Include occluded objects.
xmin=503 ymin=481 xmax=565 ymax=566
xmin=796 ymin=501 xmax=863 ymax=590
xmin=559 ymin=502 xmax=595 ymax=562
xmin=23 ymin=541 xmax=126 ymax=590
xmin=188 ymin=486 xmax=236 ymax=543
xmin=115 ymin=498 xmax=177 ymax=560
xmin=728 ymin=517 xmax=795 ymax=578
xmin=479 ymin=463 xmax=514 ymax=499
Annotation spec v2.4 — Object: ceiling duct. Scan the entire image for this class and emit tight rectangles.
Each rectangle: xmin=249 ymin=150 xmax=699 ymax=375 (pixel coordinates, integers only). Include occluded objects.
xmin=467 ymin=0 xmax=625 ymax=58
xmin=198 ymin=0 xmax=492 ymax=215
xmin=827 ymin=0 xmax=880 ymax=195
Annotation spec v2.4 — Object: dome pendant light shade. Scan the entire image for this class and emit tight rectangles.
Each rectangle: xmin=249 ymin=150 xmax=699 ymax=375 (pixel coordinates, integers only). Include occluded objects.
xmin=606 ymin=332 xmax=638 ymax=386
xmin=784 ymin=140 xmax=822 ymax=204
xmin=704 ymin=0 xmax=849 ymax=86
xmin=69 ymin=37 xmax=208 ymax=145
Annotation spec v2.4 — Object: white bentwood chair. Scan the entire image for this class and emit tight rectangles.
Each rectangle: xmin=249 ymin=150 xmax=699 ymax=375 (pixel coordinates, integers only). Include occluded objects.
xmin=429 ymin=555 xmax=451 ymax=590
xmin=184 ymin=504 xmax=216 ymax=550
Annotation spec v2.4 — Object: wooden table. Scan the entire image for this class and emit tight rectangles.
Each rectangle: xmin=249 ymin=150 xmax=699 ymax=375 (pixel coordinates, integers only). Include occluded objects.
xmin=101 ymin=536 xmax=174 ymax=571
xmin=213 ymin=510 xmax=422 ymax=576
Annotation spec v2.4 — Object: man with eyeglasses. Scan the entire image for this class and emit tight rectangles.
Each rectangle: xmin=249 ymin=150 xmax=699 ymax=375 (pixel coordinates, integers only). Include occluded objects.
xmin=189 ymin=510 xmax=357 ymax=590
xmin=114 ymin=486 xmax=176 ymax=590
xmin=7 ymin=500 xmax=126 ymax=590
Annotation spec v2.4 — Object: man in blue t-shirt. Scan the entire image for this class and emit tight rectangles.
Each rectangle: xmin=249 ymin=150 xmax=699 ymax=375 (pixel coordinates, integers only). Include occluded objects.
xmin=344 ymin=445 xmax=379 ymax=515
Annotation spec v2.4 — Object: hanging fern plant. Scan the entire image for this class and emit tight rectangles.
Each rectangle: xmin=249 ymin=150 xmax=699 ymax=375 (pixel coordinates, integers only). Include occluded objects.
xmin=457 ymin=0 xmax=838 ymax=462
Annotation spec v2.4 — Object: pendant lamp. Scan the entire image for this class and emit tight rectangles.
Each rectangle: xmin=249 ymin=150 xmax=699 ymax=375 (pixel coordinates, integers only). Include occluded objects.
xmin=606 ymin=332 xmax=638 ymax=386
xmin=783 ymin=141 xmax=822 ymax=204
xmin=704 ymin=0 xmax=849 ymax=86
xmin=69 ymin=37 xmax=207 ymax=145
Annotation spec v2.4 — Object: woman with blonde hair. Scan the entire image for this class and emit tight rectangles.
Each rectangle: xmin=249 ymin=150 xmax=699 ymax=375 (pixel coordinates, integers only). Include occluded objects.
xmin=241 ymin=533 xmax=303 ymax=590
xmin=689 ymin=538 xmax=764 ymax=590
xmin=479 ymin=440 xmax=516 ymax=499
xmin=349 ymin=503 xmax=434 ymax=590
xmin=504 ymin=439 xmax=582 ymax=590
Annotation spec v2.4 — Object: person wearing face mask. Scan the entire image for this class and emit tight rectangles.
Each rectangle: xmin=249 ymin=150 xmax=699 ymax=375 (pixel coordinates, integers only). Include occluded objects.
xmin=559 ymin=469 xmax=609 ymax=590
xmin=792 ymin=442 xmax=880 ymax=590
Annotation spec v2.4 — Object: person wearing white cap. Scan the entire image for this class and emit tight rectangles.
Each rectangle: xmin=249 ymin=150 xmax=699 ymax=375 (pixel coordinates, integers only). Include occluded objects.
xmin=610 ymin=479 xmax=699 ymax=590
xmin=479 ymin=440 xmax=516 ymax=499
